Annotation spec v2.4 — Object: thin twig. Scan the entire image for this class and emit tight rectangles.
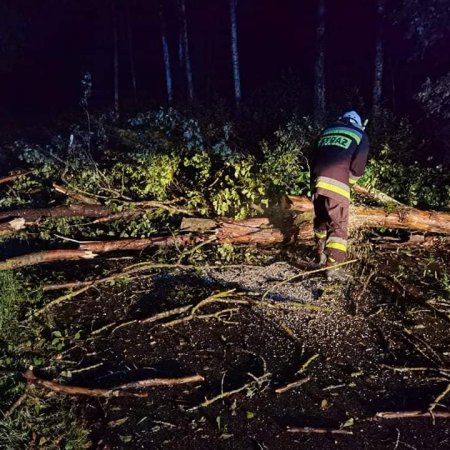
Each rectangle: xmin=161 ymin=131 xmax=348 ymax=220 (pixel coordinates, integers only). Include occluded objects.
xmin=189 ymin=373 xmax=271 ymax=411
xmin=374 ymin=410 xmax=450 ymax=420
xmin=296 ymin=354 xmax=319 ymax=375
xmin=287 ymin=427 xmax=353 ymax=435
xmin=428 ymin=383 xmax=450 ymax=415
xmin=275 ymin=376 xmax=310 ymax=394
xmin=3 ymin=387 xmax=29 ymax=418
xmin=36 ymin=286 xmax=92 ymax=316
xmin=176 ymin=236 xmax=217 ymax=264
xmin=163 ymin=290 xmax=248 ymax=327
xmin=111 ymin=305 xmax=193 ymax=335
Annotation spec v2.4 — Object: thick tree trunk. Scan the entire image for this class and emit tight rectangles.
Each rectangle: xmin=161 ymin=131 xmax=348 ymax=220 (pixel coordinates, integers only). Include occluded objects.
xmin=229 ymin=0 xmax=242 ymax=107
xmin=178 ymin=0 xmax=194 ymax=100
xmin=126 ymin=3 xmax=138 ymax=106
xmin=0 ymin=204 xmax=112 ymax=222
xmin=313 ymin=0 xmax=326 ymax=123
xmin=1 ymin=197 xmax=450 ymax=270
xmin=287 ymin=195 xmax=450 ymax=234
xmin=112 ymin=0 xmax=120 ymax=115
xmin=160 ymin=1 xmax=173 ymax=103
xmin=372 ymin=0 xmax=385 ymax=118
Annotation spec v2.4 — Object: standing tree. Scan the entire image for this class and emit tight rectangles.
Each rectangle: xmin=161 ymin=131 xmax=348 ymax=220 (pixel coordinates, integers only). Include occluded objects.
xmin=126 ymin=2 xmax=137 ymax=106
xmin=313 ymin=0 xmax=326 ymax=123
xmin=0 ymin=3 xmax=27 ymax=75
xmin=112 ymin=0 xmax=119 ymax=115
xmin=178 ymin=0 xmax=194 ymax=100
xmin=159 ymin=1 xmax=173 ymax=103
xmin=372 ymin=0 xmax=385 ymax=119
xmin=229 ymin=0 xmax=242 ymax=108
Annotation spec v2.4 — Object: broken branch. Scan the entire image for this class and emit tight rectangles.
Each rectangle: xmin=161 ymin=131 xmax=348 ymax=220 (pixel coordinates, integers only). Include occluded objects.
xmin=287 ymin=427 xmax=353 ymax=435
xmin=374 ymin=410 xmax=450 ymax=420
xmin=0 ymin=249 xmax=96 ymax=271
xmin=275 ymin=376 xmax=311 ymax=394
xmin=23 ymin=369 xmax=203 ymax=398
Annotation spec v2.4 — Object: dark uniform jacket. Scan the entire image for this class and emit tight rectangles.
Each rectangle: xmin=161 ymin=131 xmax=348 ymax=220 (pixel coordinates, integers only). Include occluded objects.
xmin=311 ymin=119 xmax=370 ymax=202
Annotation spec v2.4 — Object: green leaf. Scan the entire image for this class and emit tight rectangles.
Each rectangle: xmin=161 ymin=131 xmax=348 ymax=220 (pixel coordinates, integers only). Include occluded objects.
xmin=341 ymin=418 xmax=354 ymax=428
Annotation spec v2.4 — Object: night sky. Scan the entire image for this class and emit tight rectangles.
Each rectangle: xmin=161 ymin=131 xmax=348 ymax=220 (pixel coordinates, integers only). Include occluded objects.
xmin=0 ymin=0 xmax=449 ymax=123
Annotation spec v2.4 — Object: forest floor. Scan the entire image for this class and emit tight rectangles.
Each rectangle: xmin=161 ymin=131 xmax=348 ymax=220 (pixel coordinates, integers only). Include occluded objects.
xmin=24 ymin=238 xmax=450 ymax=449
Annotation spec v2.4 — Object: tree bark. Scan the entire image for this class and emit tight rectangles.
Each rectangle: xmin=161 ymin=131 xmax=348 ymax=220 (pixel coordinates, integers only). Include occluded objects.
xmin=0 ymin=204 xmax=112 ymax=222
xmin=160 ymin=1 xmax=173 ymax=103
xmin=313 ymin=0 xmax=326 ymax=123
xmin=1 ymin=196 xmax=449 ymax=235
xmin=1 ymin=197 xmax=450 ymax=270
xmin=126 ymin=2 xmax=138 ymax=106
xmin=0 ymin=250 xmax=96 ymax=271
xmin=287 ymin=195 xmax=450 ymax=234
xmin=112 ymin=0 xmax=120 ymax=115
xmin=0 ymin=218 xmax=26 ymax=236
xmin=0 ymin=171 xmax=33 ymax=184
xmin=229 ymin=0 xmax=242 ymax=107
xmin=372 ymin=0 xmax=385 ymax=118
xmin=178 ymin=0 xmax=194 ymax=100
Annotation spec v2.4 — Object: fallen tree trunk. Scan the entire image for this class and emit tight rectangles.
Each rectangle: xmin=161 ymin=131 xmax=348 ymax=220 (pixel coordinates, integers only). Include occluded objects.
xmin=1 ymin=196 xmax=449 ymax=233
xmin=0 ymin=196 xmax=449 ymax=271
xmin=0 ymin=201 xmax=193 ymax=235
xmin=287 ymin=195 xmax=450 ymax=234
xmin=0 ymin=204 xmax=112 ymax=222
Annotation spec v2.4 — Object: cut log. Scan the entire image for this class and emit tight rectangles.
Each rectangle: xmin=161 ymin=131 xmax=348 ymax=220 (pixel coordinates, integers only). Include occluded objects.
xmin=0 ymin=218 xmax=26 ymax=236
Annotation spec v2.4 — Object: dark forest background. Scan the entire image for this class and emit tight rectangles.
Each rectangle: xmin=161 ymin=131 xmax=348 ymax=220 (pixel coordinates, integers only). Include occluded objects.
xmin=0 ymin=0 xmax=449 ymax=160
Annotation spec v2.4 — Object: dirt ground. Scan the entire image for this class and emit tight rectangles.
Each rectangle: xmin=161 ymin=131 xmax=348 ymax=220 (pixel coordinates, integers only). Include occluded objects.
xmin=34 ymin=241 xmax=450 ymax=449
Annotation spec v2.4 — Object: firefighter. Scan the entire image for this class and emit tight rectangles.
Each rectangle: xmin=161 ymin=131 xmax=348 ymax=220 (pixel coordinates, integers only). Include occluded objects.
xmin=311 ymin=111 xmax=370 ymax=280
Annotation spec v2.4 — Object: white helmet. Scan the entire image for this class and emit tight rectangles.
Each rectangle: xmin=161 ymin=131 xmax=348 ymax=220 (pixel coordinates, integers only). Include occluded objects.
xmin=341 ymin=111 xmax=362 ymax=128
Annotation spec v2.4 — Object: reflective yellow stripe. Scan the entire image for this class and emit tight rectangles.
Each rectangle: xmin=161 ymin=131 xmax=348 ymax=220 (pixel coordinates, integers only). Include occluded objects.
xmin=315 ymin=232 xmax=326 ymax=239
xmin=322 ymin=128 xmax=362 ymax=144
xmin=326 ymin=242 xmax=347 ymax=252
xmin=316 ymin=181 xmax=350 ymax=199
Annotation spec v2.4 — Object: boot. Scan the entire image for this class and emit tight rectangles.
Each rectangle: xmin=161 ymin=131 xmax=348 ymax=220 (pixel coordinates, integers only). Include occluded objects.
xmin=316 ymin=252 xmax=327 ymax=267
xmin=314 ymin=239 xmax=327 ymax=267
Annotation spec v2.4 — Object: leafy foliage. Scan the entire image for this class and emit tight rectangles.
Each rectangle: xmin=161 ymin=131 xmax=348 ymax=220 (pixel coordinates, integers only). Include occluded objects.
xmin=362 ymin=153 xmax=450 ymax=209
xmin=416 ymin=72 xmax=450 ymax=119
xmin=392 ymin=0 xmax=450 ymax=57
